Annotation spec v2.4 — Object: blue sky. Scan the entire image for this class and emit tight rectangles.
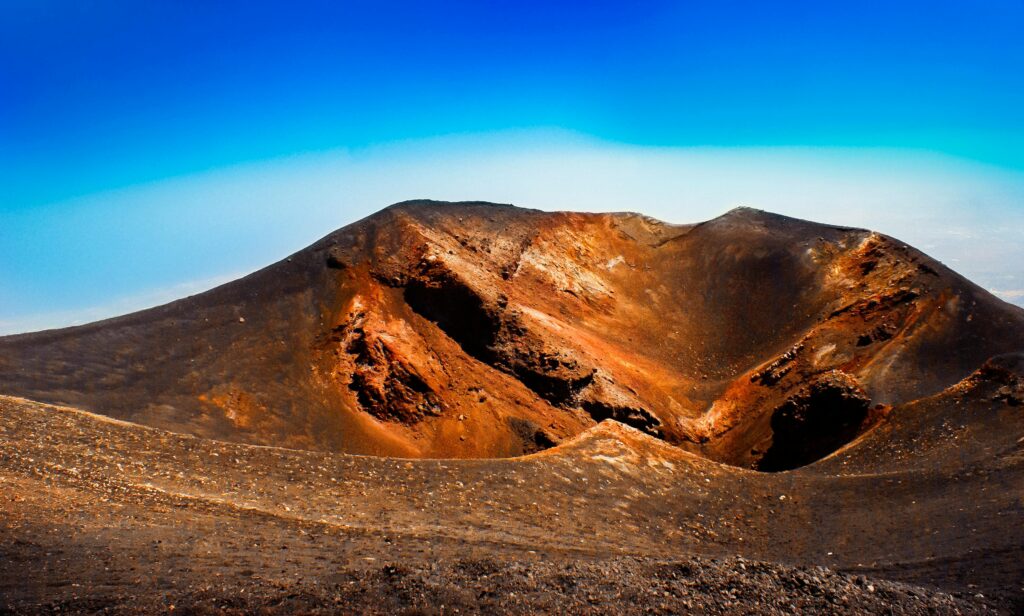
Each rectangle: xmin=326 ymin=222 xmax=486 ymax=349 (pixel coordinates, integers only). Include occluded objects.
xmin=2 ymin=1 xmax=1024 ymax=332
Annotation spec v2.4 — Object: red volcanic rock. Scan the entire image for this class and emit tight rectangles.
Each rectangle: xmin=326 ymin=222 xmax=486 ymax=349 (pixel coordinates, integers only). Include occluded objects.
xmin=2 ymin=201 xmax=1023 ymax=469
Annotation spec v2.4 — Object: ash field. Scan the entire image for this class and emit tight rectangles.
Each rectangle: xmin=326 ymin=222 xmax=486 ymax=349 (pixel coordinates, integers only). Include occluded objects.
xmin=2 ymin=201 xmax=1023 ymax=614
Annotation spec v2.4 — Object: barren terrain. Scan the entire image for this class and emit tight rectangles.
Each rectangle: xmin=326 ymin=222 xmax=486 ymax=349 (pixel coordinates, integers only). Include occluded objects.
xmin=2 ymin=202 xmax=1023 ymax=613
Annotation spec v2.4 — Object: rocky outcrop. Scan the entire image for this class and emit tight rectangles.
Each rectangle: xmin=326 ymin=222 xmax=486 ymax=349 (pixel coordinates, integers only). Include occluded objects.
xmin=1 ymin=201 xmax=1022 ymax=464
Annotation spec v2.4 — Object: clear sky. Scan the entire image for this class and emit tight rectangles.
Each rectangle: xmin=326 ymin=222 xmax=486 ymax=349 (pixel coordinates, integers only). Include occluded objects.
xmin=2 ymin=1 xmax=1024 ymax=333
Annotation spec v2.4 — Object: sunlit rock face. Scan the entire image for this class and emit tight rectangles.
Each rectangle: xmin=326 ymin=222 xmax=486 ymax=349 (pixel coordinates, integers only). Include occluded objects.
xmin=2 ymin=200 xmax=1023 ymax=468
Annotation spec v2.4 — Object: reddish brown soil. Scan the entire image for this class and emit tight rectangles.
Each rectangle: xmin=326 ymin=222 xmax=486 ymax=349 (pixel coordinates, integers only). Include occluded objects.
xmin=1 ymin=202 xmax=1023 ymax=612
xmin=2 ymin=202 xmax=1021 ymax=466
xmin=2 ymin=390 xmax=1020 ymax=613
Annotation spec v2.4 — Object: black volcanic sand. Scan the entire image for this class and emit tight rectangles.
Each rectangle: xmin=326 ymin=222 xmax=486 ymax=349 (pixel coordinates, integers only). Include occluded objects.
xmin=2 ymin=394 xmax=1021 ymax=614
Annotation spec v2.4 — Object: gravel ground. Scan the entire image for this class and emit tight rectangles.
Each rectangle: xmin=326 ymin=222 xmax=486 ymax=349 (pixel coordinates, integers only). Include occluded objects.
xmin=2 ymin=556 xmax=993 ymax=615
xmin=1 ymin=396 xmax=1019 ymax=614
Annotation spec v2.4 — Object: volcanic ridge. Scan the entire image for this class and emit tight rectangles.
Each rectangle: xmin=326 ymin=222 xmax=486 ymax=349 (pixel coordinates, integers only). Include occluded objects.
xmin=2 ymin=201 xmax=1023 ymax=614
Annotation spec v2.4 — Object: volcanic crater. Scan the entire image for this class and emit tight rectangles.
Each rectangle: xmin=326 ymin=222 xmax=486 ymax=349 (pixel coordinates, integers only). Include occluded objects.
xmin=2 ymin=201 xmax=1023 ymax=613
xmin=4 ymin=201 xmax=1020 ymax=468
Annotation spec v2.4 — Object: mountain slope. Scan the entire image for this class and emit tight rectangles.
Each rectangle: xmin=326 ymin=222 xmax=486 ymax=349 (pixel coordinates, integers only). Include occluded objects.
xmin=2 ymin=201 xmax=1023 ymax=467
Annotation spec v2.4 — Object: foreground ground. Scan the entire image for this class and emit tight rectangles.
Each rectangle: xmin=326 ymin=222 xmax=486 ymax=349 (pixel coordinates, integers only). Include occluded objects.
xmin=2 ymin=391 xmax=1021 ymax=614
